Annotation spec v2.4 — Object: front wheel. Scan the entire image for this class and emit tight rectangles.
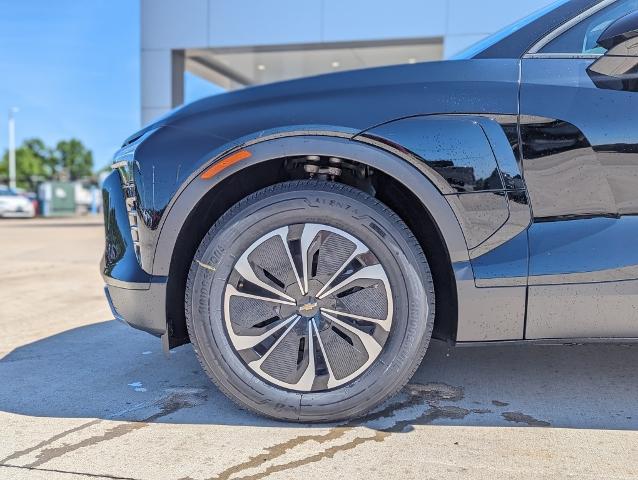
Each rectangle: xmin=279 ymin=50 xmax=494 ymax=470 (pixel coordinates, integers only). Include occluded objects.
xmin=185 ymin=180 xmax=435 ymax=422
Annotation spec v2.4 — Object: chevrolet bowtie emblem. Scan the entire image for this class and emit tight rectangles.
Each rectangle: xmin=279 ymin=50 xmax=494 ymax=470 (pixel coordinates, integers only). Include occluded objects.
xmin=299 ymin=302 xmax=318 ymax=313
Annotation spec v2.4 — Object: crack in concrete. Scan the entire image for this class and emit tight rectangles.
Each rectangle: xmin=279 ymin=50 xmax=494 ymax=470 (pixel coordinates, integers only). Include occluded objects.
xmin=0 ymin=419 xmax=101 ymax=464
xmin=5 ymin=381 xmax=549 ymax=479
xmin=233 ymin=431 xmax=390 ymax=480
xmin=502 ymin=411 xmax=551 ymax=427
xmin=27 ymin=421 xmax=148 ymax=468
xmin=5 ymin=389 xmax=207 ymax=469
xmin=231 ymin=405 xmax=470 ymax=480
xmin=0 ymin=397 xmax=165 ymax=465
xmin=206 ymin=382 xmax=467 ymax=480
xmin=200 ymin=427 xmax=353 ymax=480
xmin=0 ymin=463 xmax=141 ymax=480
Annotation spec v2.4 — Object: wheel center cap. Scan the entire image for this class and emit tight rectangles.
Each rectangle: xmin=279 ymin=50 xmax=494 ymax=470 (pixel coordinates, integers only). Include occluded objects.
xmin=296 ymin=295 xmax=319 ymax=318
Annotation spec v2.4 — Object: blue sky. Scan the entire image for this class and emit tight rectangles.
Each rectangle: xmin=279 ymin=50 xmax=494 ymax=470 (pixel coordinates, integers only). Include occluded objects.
xmin=0 ymin=1 xmax=223 ymax=171
xmin=0 ymin=1 xmax=140 ymax=171
xmin=0 ymin=0 xmax=219 ymax=168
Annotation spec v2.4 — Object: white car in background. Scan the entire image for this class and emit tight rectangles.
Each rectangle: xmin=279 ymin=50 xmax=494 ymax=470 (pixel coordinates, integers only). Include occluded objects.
xmin=0 ymin=187 xmax=35 ymax=218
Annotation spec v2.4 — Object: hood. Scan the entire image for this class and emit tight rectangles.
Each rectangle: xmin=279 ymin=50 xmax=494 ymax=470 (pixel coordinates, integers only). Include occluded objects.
xmin=126 ymin=59 xmax=520 ymax=146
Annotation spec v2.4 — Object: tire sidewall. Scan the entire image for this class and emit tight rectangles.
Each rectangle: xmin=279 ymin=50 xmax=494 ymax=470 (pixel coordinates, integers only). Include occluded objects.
xmin=187 ymin=182 xmax=434 ymax=421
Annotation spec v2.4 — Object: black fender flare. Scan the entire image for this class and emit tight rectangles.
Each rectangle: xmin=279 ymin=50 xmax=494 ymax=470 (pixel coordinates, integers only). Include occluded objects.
xmin=152 ymin=134 xmax=471 ymax=277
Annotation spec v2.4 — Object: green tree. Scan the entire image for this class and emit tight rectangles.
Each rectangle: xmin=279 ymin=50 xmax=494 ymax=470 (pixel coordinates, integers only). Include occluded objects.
xmin=1 ymin=137 xmax=95 ymax=189
xmin=0 ymin=143 xmax=48 ymax=190
xmin=23 ymin=138 xmax=55 ymax=176
xmin=54 ymin=138 xmax=93 ymax=180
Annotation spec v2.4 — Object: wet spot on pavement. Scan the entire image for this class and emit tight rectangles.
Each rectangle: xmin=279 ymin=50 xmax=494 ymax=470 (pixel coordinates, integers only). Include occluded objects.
xmin=502 ymin=411 xmax=551 ymax=427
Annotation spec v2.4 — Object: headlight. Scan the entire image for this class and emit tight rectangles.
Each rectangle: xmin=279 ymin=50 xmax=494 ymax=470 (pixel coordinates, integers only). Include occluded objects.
xmin=110 ymin=128 xmax=158 ymax=262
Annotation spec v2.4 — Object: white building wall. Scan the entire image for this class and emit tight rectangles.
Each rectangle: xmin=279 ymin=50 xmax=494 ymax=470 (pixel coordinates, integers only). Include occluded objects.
xmin=141 ymin=0 xmax=554 ymax=125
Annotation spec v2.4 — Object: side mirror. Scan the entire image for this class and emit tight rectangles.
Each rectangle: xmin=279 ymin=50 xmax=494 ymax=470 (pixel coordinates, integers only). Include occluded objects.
xmin=596 ymin=10 xmax=638 ymax=53
xmin=587 ymin=10 xmax=638 ymax=92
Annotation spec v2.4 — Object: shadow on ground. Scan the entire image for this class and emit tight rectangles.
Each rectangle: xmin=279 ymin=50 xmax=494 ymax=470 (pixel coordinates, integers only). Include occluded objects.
xmin=2 ymin=320 xmax=637 ymax=430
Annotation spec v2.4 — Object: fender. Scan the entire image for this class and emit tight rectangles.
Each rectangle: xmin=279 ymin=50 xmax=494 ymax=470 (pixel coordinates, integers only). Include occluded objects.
xmin=155 ymin=133 xmax=527 ymax=342
xmin=358 ymin=114 xmax=531 ymax=254
xmin=153 ymin=134 xmax=467 ymax=274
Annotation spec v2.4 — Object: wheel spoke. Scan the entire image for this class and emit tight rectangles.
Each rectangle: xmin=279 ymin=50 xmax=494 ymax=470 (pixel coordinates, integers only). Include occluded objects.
xmin=312 ymin=318 xmax=338 ymax=388
xmin=274 ymin=227 xmax=304 ymax=297
xmin=292 ymin=321 xmax=316 ymax=391
xmin=300 ymin=224 xmax=369 ymax=297
xmin=248 ymin=316 xmax=318 ymax=390
xmin=248 ymin=315 xmax=300 ymax=360
xmin=322 ymin=312 xmax=382 ymax=359
xmin=315 ymin=243 xmax=368 ymax=298
xmin=320 ymin=312 xmax=382 ymax=388
xmin=234 ymin=228 xmax=296 ymax=302
xmin=317 ymin=264 xmax=389 ymax=300
xmin=320 ymin=307 xmax=391 ymax=331
xmin=226 ymin=284 xmax=296 ymax=307
xmin=299 ymin=224 xmax=324 ymax=295
xmin=224 ymin=285 xmax=298 ymax=349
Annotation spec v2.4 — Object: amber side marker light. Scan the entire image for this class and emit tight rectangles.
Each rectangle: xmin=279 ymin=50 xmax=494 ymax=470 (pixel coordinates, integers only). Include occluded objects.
xmin=200 ymin=149 xmax=252 ymax=179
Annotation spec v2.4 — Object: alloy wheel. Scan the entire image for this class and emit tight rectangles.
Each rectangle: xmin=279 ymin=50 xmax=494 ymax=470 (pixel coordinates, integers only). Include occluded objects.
xmin=223 ymin=223 xmax=393 ymax=392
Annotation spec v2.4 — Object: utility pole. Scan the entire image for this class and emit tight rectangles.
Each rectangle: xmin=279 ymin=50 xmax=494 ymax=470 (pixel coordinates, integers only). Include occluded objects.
xmin=8 ymin=107 xmax=18 ymax=190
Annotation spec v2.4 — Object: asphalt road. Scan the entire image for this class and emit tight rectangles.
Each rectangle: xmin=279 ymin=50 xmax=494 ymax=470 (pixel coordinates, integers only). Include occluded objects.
xmin=1 ymin=217 xmax=637 ymax=480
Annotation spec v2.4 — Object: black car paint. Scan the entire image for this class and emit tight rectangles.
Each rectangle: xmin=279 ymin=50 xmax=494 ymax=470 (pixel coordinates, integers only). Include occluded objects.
xmin=103 ymin=0 xmax=638 ymax=345
xmin=108 ymin=58 xmax=522 ymax=276
xmin=521 ymin=59 xmax=638 ymax=218
xmin=130 ymin=58 xmax=521 ymax=223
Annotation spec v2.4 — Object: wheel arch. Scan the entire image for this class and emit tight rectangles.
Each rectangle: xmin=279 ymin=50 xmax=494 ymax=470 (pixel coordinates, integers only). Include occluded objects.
xmin=157 ymin=135 xmax=469 ymax=348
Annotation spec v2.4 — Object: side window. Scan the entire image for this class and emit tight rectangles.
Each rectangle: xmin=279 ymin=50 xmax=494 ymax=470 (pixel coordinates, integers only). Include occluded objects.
xmin=541 ymin=0 xmax=638 ymax=54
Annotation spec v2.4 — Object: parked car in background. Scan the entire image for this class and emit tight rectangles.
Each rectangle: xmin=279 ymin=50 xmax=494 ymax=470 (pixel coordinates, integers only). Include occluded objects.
xmin=0 ymin=187 xmax=36 ymax=218
xmin=103 ymin=0 xmax=638 ymax=422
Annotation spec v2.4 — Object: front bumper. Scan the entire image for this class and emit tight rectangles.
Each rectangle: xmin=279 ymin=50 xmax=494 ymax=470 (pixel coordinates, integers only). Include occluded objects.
xmin=103 ymin=282 xmax=167 ymax=337
xmin=0 ymin=203 xmax=35 ymax=218
xmin=101 ymin=170 xmax=167 ymax=336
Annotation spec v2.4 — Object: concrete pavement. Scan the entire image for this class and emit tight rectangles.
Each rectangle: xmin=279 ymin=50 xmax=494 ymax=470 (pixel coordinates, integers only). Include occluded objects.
xmin=1 ymin=217 xmax=637 ymax=479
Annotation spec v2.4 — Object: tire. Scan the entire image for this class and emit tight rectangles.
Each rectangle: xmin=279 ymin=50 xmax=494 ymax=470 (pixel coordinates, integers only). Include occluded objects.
xmin=185 ymin=180 xmax=435 ymax=422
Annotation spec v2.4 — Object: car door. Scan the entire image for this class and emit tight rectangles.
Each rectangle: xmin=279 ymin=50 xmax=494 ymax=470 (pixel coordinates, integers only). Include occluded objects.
xmin=519 ymin=0 xmax=638 ymax=338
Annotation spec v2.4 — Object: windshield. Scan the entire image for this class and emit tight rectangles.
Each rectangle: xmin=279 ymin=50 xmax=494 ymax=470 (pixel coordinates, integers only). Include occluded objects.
xmin=450 ymin=0 xmax=570 ymax=59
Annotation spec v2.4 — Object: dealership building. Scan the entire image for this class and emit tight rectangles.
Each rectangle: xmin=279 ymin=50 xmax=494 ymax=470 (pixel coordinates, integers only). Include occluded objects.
xmin=140 ymin=0 xmax=553 ymax=125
